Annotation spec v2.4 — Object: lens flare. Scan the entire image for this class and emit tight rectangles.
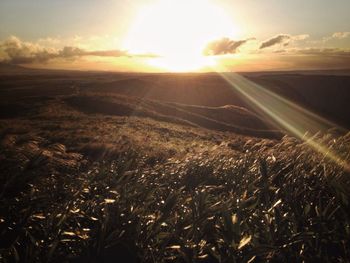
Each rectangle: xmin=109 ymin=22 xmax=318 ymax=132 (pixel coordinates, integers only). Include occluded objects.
xmin=213 ymin=66 xmax=349 ymax=171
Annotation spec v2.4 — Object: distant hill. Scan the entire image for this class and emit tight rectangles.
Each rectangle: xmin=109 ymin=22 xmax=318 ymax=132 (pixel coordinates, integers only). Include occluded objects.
xmin=0 ymin=69 xmax=349 ymax=130
xmin=64 ymin=94 xmax=282 ymax=139
xmin=80 ymin=73 xmax=350 ymax=129
xmin=0 ymin=63 xmax=36 ymax=74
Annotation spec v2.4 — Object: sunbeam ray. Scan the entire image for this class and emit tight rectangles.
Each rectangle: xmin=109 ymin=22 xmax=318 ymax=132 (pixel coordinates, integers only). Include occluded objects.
xmin=213 ymin=66 xmax=350 ymax=171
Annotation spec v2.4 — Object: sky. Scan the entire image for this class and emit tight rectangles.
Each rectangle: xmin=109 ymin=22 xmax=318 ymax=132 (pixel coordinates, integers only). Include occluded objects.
xmin=0 ymin=0 xmax=349 ymax=72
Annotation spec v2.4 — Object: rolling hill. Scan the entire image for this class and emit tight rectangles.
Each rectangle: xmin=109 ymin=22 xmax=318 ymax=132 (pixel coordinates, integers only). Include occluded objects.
xmin=0 ymin=69 xmax=349 ymax=262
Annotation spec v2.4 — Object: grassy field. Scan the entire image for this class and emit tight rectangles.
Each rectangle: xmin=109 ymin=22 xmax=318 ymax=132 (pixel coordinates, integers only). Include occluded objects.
xmin=0 ymin=70 xmax=350 ymax=262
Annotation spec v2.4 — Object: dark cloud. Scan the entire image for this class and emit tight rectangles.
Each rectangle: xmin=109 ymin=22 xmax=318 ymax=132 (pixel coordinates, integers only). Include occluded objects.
xmin=0 ymin=36 xmax=157 ymax=64
xmin=273 ymin=49 xmax=287 ymax=53
xmin=58 ymin=46 xmax=85 ymax=58
xmin=203 ymin=37 xmax=254 ymax=56
xmin=86 ymin=50 xmax=128 ymax=57
xmin=259 ymin=34 xmax=291 ymax=49
xmin=259 ymin=34 xmax=309 ymax=49
xmin=0 ymin=36 xmax=52 ymax=64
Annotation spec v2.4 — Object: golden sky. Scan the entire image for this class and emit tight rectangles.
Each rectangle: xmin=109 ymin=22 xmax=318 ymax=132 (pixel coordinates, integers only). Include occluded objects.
xmin=0 ymin=0 xmax=350 ymax=72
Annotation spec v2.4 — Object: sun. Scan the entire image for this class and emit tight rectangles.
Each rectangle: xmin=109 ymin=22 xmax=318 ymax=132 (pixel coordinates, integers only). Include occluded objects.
xmin=123 ymin=0 xmax=240 ymax=72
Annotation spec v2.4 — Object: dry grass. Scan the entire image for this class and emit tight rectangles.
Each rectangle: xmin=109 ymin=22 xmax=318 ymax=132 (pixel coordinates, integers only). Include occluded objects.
xmin=0 ymin=72 xmax=350 ymax=262
xmin=0 ymin=113 xmax=349 ymax=262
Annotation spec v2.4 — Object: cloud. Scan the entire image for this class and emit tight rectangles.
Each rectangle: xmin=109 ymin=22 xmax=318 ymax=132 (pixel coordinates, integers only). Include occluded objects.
xmin=0 ymin=36 xmax=52 ymax=64
xmin=57 ymin=47 xmax=158 ymax=59
xmin=332 ymin=32 xmax=350 ymax=39
xmin=259 ymin=34 xmax=309 ymax=49
xmin=85 ymin=50 xmax=128 ymax=57
xmin=259 ymin=34 xmax=291 ymax=49
xmin=292 ymin=34 xmax=310 ymax=41
xmin=270 ymin=47 xmax=350 ymax=58
xmin=323 ymin=32 xmax=350 ymax=42
xmin=295 ymin=48 xmax=350 ymax=57
xmin=37 ymin=37 xmax=61 ymax=47
xmin=58 ymin=46 xmax=85 ymax=58
xmin=0 ymin=36 xmax=157 ymax=64
xmin=203 ymin=37 xmax=255 ymax=56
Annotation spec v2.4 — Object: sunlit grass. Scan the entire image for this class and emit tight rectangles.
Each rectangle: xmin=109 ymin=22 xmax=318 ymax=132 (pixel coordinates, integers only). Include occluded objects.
xmin=0 ymin=128 xmax=349 ymax=262
xmin=215 ymin=69 xmax=350 ymax=172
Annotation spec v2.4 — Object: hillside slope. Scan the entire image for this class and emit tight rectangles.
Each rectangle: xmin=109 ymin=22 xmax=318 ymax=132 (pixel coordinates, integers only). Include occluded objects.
xmin=0 ymin=70 xmax=349 ymax=262
xmin=64 ymin=93 xmax=282 ymax=138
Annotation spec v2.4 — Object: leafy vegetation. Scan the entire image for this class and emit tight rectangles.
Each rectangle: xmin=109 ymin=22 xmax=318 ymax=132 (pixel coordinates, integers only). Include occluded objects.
xmin=1 ymin=122 xmax=349 ymax=262
xmin=0 ymin=72 xmax=349 ymax=262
